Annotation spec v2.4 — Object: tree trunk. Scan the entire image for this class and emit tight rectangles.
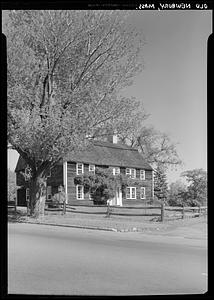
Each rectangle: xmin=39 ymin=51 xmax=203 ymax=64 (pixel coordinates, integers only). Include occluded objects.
xmin=29 ymin=174 xmax=47 ymax=218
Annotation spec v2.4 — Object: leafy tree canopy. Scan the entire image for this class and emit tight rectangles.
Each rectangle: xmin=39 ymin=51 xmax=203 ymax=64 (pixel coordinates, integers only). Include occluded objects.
xmin=6 ymin=10 xmax=146 ymax=170
xmin=5 ymin=10 xmax=147 ymax=216
xmin=167 ymin=179 xmax=187 ymax=206
xmin=181 ymin=168 xmax=207 ymax=206
xmin=154 ymin=165 xmax=168 ymax=203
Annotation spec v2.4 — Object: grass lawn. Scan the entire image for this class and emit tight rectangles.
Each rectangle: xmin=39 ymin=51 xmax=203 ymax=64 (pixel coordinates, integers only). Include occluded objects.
xmin=8 ymin=206 xmax=207 ymax=234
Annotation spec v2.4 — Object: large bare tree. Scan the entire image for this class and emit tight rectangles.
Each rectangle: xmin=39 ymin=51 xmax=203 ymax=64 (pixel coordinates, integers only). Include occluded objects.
xmin=119 ymin=126 xmax=182 ymax=171
xmin=6 ymin=10 xmax=146 ymax=217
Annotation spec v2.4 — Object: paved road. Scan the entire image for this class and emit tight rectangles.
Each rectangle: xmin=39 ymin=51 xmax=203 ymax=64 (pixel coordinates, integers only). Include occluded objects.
xmin=8 ymin=223 xmax=207 ymax=295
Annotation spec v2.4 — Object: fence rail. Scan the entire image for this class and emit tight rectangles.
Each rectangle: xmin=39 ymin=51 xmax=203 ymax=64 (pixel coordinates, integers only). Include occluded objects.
xmin=7 ymin=199 xmax=17 ymax=213
xmin=65 ymin=203 xmax=207 ymax=221
xmin=164 ymin=206 xmax=207 ymax=211
xmin=9 ymin=200 xmax=207 ymax=222
xmin=65 ymin=204 xmax=161 ymax=209
xmin=109 ymin=212 xmax=160 ymax=217
xmin=164 ymin=205 xmax=207 ymax=220
xmin=44 ymin=202 xmax=207 ymax=221
xmin=45 ymin=201 xmax=66 ymax=214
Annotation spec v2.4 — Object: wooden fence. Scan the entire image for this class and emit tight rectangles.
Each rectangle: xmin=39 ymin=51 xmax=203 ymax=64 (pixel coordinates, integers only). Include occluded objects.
xmin=8 ymin=199 xmax=17 ymax=213
xmin=44 ymin=202 xmax=207 ymax=222
xmin=164 ymin=205 xmax=207 ymax=220
xmin=8 ymin=200 xmax=207 ymax=221
xmin=45 ymin=201 xmax=66 ymax=214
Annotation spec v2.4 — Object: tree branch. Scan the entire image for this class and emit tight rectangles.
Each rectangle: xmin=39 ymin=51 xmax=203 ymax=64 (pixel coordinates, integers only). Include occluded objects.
xmin=13 ymin=145 xmax=35 ymax=172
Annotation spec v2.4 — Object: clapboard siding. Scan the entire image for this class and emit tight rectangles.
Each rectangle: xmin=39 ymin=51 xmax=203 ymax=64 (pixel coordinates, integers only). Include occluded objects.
xmin=67 ymin=200 xmax=94 ymax=206
xmin=123 ymin=169 xmax=153 ymax=201
xmin=16 ymin=171 xmax=26 ymax=187
xmin=67 ymin=162 xmax=92 ymax=205
xmin=47 ymin=164 xmax=63 ymax=186
xmin=120 ymin=167 xmax=126 ymax=175
xmin=122 ymin=184 xmax=152 ymax=203
xmin=67 ymin=162 xmax=76 ymax=203
xmin=15 ymin=143 xmax=153 ymax=206
xmin=66 ymin=162 xmax=153 ymax=205
xmin=122 ymin=199 xmax=148 ymax=206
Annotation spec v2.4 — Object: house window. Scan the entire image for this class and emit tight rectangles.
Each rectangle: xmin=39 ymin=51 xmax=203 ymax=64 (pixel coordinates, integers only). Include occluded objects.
xmin=152 ymin=170 xmax=154 ymax=198
xmin=26 ymin=188 xmax=30 ymax=202
xmin=47 ymin=186 xmax=52 ymax=201
xmin=126 ymin=168 xmax=136 ymax=179
xmin=113 ymin=167 xmax=120 ymax=175
xmin=140 ymin=170 xmax=145 ymax=180
xmin=24 ymin=165 xmax=31 ymax=181
xmin=76 ymin=163 xmax=84 ymax=175
xmin=126 ymin=168 xmax=131 ymax=177
xmin=76 ymin=185 xmax=84 ymax=200
xmin=89 ymin=164 xmax=95 ymax=174
xmin=140 ymin=187 xmax=146 ymax=199
xmin=126 ymin=187 xmax=136 ymax=199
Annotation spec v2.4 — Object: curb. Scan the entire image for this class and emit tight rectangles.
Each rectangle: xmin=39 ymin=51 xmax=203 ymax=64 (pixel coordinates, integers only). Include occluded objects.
xmin=20 ymin=221 xmax=119 ymax=232
xmin=14 ymin=219 xmax=167 ymax=233
xmin=16 ymin=221 xmax=160 ymax=233
xmin=11 ymin=221 xmax=207 ymax=240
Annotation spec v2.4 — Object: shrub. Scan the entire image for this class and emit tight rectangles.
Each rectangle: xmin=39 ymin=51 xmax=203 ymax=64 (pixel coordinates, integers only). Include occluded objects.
xmin=74 ymin=167 xmax=142 ymax=204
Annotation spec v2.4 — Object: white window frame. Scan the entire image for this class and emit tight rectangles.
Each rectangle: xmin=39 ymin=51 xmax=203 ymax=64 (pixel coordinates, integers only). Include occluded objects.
xmin=89 ymin=164 xmax=95 ymax=174
xmin=126 ymin=168 xmax=131 ymax=176
xmin=152 ymin=170 xmax=154 ymax=198
xmin=140 ymin=187 xmax=146 ymax=199
xmin=113 ymin=167 xmax=120 ymax=175
xmin=126 ymin=187 xmax=136 ymax=199
xmin=47 ymin=186 xmax=52 ymax=201
xmin=140 ymin=170 xmax=145 ymax=180
xmin=26 ymin=188 xmax=30 ymax=202
xmin=76 ymin=163 xmax=84 ymax=175
xmin=76 ymin=185 xmax=84 ymax=200
xmin=126 ymin=168 xmax=136 ymax=179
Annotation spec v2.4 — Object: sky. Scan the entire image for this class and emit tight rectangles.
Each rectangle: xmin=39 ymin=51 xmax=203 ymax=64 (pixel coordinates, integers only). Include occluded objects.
xmin=124 ymin=10 xmax=210 ymax=182
xmin=6 ymin=9 xmax=211 ymax=183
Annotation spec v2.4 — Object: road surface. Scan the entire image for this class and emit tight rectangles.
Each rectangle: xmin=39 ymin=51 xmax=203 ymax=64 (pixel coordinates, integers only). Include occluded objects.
xmin=8 ymin=223 xmax=207 ymax=295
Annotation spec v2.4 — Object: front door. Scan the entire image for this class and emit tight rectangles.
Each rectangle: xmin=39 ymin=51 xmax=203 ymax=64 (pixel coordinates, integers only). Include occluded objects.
xmin=116 ymin=187 xmax=122 ymax=206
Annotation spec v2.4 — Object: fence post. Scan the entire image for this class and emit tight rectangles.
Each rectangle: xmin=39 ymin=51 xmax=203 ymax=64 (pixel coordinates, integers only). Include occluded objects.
xmin=182 ymin=204 xmax=185 ymax=219
xmin=26 ymin=199 xmax=30 ymax=216
xmin=63 ymin=200 xmax=66 ymax=215
xmin=198 ymin=205 xmax=201 ymax=217
xmin=14 ymin=197 xmax=17 ymax=214
xmin=161 ymin=203 xmax=164 ymax=222
xmin=106 ymin=201 xmax=110 ymax=218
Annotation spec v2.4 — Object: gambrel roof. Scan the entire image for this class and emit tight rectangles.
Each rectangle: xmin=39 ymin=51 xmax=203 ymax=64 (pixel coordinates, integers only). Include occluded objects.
xmin=15 ymin=141 xmax=153 ymax=171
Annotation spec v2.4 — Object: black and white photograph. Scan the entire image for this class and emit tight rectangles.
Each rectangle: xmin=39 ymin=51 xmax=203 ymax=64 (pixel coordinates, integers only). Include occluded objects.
xmin=4 ymin=3 xmax=210 ymax=296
